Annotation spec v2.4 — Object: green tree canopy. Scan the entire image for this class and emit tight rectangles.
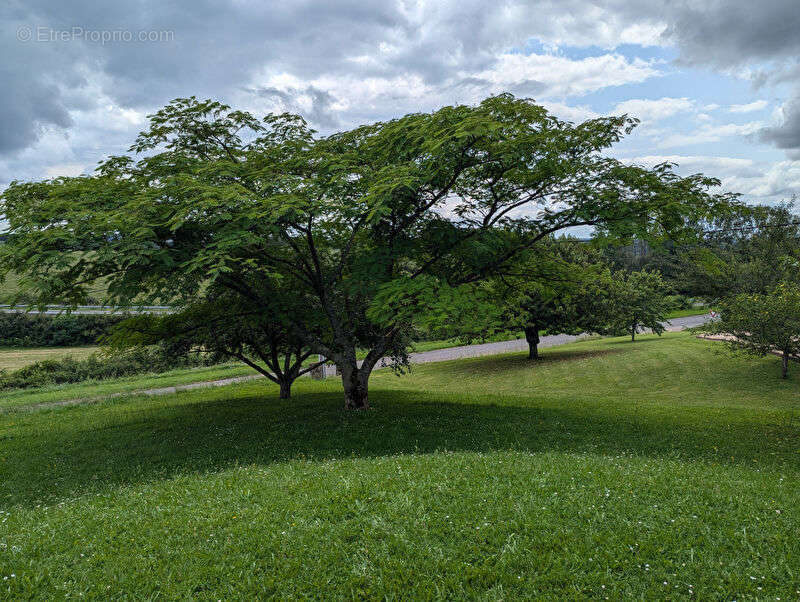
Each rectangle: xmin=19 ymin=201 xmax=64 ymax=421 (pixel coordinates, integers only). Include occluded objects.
xmin=706 ymin=283 xmax=800 ymax=379
xmin=0 ymin=94 xmax=736 ymax=408
xmin=670 ymin=202 xmax=800 ymax=299
xmin=601 ymin=270 xmax=671 ymax=342
xmin=107 ymin=280 xmax=328 ymax=399
xmin=443 ymin=238 xmax=611 ymax=359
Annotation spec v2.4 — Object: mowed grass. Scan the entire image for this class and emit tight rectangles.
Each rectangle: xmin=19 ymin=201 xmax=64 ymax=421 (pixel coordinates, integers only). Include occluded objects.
xmin=0 ymin=363 xmax=257 ymax=410
xmin=665 ymin=307 xmax=710 ymax=319
xmin=1 ymin=333 xmax=798 ymax=599
xmin=0 ymin=272 xmax=25 ymax=303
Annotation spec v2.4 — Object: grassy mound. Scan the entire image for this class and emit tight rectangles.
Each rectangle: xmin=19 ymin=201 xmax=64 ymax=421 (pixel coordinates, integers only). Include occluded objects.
xmin=0 ymin=333 xmax=797 ymax=598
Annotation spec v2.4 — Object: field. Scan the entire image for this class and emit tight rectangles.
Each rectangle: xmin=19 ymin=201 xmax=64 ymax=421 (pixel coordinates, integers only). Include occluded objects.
xmin=0 ymin=271 xmax=109 ymax=305
xmin=0 ymin=272 xmax=26 ymax=304
xmin=0 ymin=346 xmax=98 ymax=371
xmin=1 ymin=332 xmax=798 ymax=598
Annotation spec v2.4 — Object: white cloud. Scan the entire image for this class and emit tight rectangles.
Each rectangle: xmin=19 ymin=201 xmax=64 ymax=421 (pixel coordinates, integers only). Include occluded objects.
xmin=540 ymin=101 xmax=599 ymax=123
xmin=612 ymin=97 xmax=695 ymax=123
xmin=729 ymin=100 xmax=769 ymax=113
xmin=746 ymin=160 xmax=800 ymax=198
xmin=0 ymin=82 xmax=149 ymax=190
xmin=43 ymin=163 xmax=89 ymax=178
xmin=477 ymin=53 xmax=660 ymax=98
xmin=621 ymin=154 xmax=757 ymax=171
xmin=246 ymin=51 xmax=660 ymax=133
xmin=488 ymin=2 xmax=667 ymax=49
xmin=2 ymin=0 xmax=798 ymax=204
xmin=654 ymin=121 xmax=764 ymax=148
xmin=619 ymin=154 xmax=800 ymax=200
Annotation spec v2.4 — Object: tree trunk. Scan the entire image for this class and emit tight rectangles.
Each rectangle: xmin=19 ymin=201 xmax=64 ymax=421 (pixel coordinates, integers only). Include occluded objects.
xmin=524 ymin=324 xmax=540 ymax=360
xmin=340 ymin=361 xmax=370 ymax=410
xmin=631 ymin=321 xmax=636 ymax=342
xmin=782 ymin=351 xmax=789 ymax=379
xmin=278 ymin=379 xmax=292 ymax=399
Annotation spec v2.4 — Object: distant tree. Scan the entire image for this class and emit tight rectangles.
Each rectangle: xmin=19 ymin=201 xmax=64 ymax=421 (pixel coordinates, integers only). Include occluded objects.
xmin=0 ymin=95 xmax=735 ymax=409
xmin=411 ymin=239 xmax=616 ymax=360
xmin=598 ymin=202 xmax=800 ymax=305
xmin=602 ymin=270 xmax=670 ymax=342
xmin=706 ymin=283 xmax=800 ymax=379
xmin=678 ymin=202 xmax=800 ymax=299
xmin=488 ymin=239 xmax=610 ymax=359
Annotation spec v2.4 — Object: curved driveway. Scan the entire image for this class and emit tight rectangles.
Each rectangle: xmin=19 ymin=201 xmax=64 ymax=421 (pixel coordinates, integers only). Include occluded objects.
xmin=399 ymin=314 xmax=711 ymax=366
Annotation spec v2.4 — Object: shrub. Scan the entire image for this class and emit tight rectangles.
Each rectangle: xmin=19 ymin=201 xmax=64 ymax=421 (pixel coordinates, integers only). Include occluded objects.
xmin=0 ymin=313 xmax=128 ymax=347
xmin=665 ymin=294 xmax=695 ymax=310
xmin=0 ymin=345 xmax=225 ymax=391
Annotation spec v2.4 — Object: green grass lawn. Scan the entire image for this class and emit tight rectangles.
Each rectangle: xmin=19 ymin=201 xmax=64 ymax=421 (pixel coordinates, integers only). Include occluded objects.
xmin=666 ymin=307 xmax=711 ymax=319
xmin=0 ymin=362 xmax=256 ymax=410
xmin=1 ymin=332 xmax=798 ymax=599
xmin=0 ymin=272 xmax=26 ymax=304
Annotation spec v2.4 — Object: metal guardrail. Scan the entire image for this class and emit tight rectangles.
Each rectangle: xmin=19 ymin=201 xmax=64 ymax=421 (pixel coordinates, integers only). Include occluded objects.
xmin=0 ymin=305 xmax=173 ymax=314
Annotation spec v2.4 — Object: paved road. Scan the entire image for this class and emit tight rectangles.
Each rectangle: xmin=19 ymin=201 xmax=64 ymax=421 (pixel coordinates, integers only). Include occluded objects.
xmin=395 ymin=313 xmax=711 ymax=366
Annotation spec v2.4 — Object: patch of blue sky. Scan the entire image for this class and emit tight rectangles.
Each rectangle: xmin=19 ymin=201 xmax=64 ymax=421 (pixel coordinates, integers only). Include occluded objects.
xmin=513 ymin=40 xmax=674 ymax=62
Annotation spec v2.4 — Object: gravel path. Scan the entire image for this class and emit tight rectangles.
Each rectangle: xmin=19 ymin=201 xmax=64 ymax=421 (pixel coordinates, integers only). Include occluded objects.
xmin=11 ymin=313 xmax=711 ymax=411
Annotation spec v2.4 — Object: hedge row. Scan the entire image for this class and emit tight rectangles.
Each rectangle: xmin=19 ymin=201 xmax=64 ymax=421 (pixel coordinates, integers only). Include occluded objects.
xmin=0 ymin=346 xmax=224 ymax=391
xmin=0 ymin=312 xmax=128 ymax=347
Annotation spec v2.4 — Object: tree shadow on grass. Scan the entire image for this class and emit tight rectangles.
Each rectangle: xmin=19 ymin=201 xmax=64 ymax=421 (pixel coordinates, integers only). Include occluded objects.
xmin=4 ymin=383 xmax=798 ymax=507
xmin=603 ymin=336 xmax=671 ymax=347
xmin=426 ymin=348 xmax=624 ymax=378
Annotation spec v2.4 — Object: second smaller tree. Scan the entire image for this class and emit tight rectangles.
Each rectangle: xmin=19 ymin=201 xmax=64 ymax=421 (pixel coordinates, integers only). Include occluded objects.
xmin=602 ymin=270 xmax=670 ymax=342
xmin=107 ymin=286 xmax=326 ymax=399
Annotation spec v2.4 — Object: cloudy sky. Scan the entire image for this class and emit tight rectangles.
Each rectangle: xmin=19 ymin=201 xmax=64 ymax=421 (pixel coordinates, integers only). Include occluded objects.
xmin=2 ymin=0 xmax=800 ymax=205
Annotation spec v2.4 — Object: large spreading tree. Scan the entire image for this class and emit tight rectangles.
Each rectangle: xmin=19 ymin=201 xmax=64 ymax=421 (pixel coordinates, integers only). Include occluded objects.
xmin=0 ymin=94 xmax=734 ymax=408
